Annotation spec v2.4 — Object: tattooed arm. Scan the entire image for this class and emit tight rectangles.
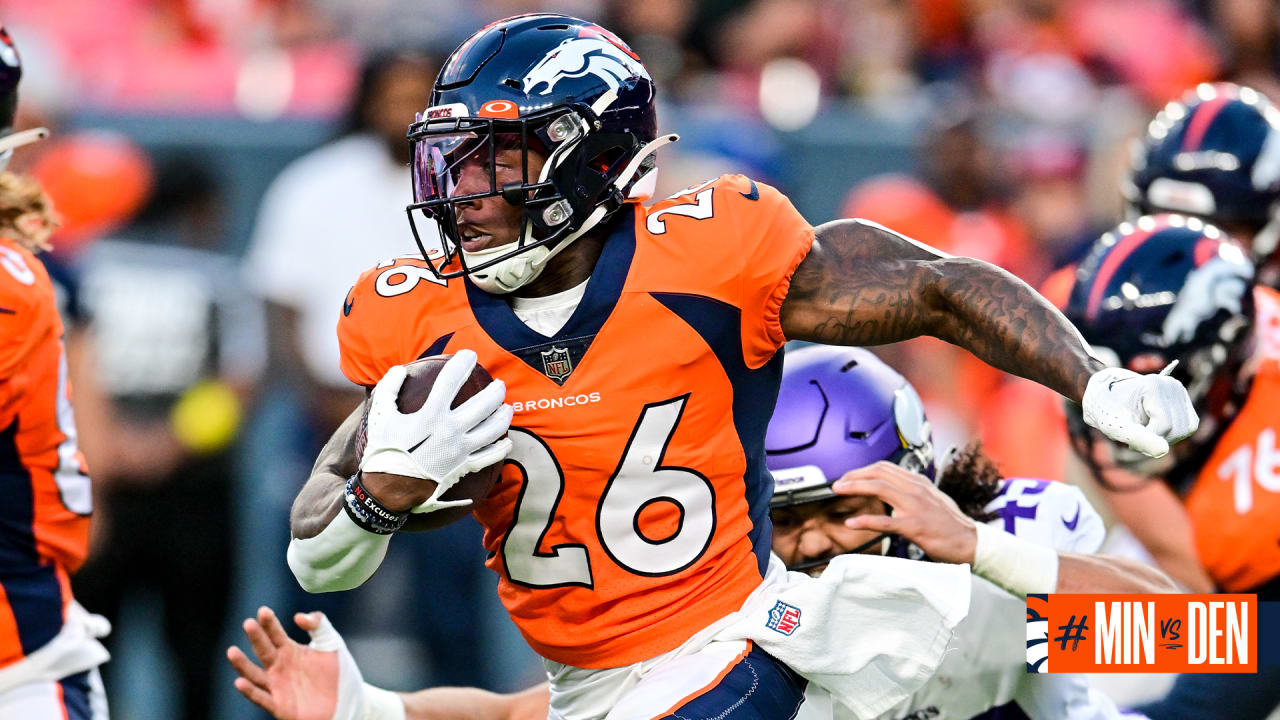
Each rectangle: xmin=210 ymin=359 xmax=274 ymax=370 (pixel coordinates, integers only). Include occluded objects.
xmin=780 ymin=219 xmax=1104 ymax=402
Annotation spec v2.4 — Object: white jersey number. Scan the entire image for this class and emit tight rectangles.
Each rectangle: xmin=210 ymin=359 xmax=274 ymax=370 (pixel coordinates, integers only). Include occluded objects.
xmin=374 ymin=258 xmax=446 ymax=297
xmin=1216 ymin=427 xmax=1280 ymax=514
xmin=501 ymin=394 xmax=715 ymax=587
xmin=646 ymin=188 xmax=715 ymax=235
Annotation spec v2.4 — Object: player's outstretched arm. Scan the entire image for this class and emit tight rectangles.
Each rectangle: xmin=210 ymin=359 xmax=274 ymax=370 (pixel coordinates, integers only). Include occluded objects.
xmin=228 ymin=606 xmax=548 ymax=720
xmin=832 ymin=462 xmax=1180 ymax=596
xmin=780 ymin=220 xmax=1197 ymax=457
xmin=401 ymin=685 xmax=549 ymax=720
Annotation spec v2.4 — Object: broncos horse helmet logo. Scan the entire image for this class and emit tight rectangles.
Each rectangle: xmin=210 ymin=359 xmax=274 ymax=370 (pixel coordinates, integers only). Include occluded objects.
xmin=522 ymin=36 xmax=649 ymax=97
xmin=1160 ymin=244 xmax=1254 ymax=346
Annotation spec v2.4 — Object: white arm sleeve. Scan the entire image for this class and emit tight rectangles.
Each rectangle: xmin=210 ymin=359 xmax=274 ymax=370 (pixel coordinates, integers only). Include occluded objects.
xmin=287 ymin=509 xmax=391 ymax=593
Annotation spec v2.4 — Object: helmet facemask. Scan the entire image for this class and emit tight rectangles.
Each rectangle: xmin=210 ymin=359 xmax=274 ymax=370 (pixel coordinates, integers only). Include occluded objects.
xmin=406 ymin=101 xmax=668 ymax=294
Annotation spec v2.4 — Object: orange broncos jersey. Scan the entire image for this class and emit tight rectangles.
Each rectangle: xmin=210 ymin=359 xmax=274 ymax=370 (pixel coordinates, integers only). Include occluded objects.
xmin=0 ymin=237 xmax=92 ymax=669
xmin=340 ymin=175 xmax=814 ymax=668
xmin=1184 ymin=286 xmax=1280 ymax=592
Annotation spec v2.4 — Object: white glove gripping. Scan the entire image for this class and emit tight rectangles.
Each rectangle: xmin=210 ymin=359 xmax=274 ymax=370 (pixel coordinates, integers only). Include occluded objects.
xmin=360 ymin=350 xmax=514 ymax=514
xmin=304 ymin=613 xmax=406 ymax=720
xmin=1081 ymin=364 xmax=1199 ymax=458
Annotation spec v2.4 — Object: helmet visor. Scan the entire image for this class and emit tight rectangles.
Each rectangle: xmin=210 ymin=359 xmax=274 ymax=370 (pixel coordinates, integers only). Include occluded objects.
xmin=411 ymin=127 xmax=492 ymax=211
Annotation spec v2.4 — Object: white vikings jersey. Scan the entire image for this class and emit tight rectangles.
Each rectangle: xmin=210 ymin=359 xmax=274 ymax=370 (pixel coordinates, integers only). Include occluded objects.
xmin=798 ymin=478 xmax=1140 ymax=720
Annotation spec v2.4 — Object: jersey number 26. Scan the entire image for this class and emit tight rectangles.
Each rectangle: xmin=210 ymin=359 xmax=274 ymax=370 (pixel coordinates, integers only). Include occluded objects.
xmin=501 ymin=394 xmax=715 ymax=587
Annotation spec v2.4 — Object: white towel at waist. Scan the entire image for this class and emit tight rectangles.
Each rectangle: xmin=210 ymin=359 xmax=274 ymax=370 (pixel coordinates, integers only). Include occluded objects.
xmin=0 ymin=601 xmax=111 ymax=693
xmin=711 ymin=553 xmax=972 ymax=720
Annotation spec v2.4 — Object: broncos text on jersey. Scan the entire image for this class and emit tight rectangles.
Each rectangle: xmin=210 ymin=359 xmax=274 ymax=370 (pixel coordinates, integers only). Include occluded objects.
xmin=339 ymin=175 xmax=815 ymax=668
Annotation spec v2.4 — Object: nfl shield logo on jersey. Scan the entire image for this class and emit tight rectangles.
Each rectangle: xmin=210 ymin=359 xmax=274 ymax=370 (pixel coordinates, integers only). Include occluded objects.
xmin=541 ymin=346 xmax=573 ymax=382
xmin=766 ymin=601 xmax=802 ymax=636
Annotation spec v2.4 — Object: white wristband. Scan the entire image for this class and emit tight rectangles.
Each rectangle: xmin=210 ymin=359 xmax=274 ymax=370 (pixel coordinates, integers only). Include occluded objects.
xmin=972 ymin=523 xmax=1059 ymax=597
xmin=359 ymin=683 xmax=406 ymax=720
xmin=287 ymin=509 xmax=391 ymax=593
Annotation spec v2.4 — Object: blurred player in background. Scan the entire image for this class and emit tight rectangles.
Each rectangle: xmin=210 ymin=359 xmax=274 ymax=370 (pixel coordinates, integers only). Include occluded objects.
xmin=1065 ymin=215 xmax=1280 ymax=719
xmin=69 ymin=151 xmax=264 ymax=720
xmin=1126 ymin=82 xmax=1280 ymax=285
xmin=245 ymin=49 xmax=439 ymax=434
xmin=245 ymin=49 xmax=507 ymax=692
xmin=286 ymin=14 xmax=1198 ymax=720
xmin=232 ymin=345 xmax=1173 ymax=720
xmin=0 ymin=24 xmax=109 ymax=720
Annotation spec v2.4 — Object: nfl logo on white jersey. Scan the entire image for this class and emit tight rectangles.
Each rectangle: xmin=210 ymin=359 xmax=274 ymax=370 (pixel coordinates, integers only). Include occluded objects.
xmin=766 ymin=601 xmax=802 ymax=636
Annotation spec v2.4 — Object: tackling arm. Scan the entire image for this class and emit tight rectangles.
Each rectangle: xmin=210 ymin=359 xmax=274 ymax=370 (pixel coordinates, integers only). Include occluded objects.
xmin=1054 ymin=553 xmax=1180 ymax=594
xmin=833 ymin=463 xmax=1181 ymax=596
xmin=399 ymin=685 xmax=549 ymax=720
xmin=780 ymin=219 xmax=1102 ymax=401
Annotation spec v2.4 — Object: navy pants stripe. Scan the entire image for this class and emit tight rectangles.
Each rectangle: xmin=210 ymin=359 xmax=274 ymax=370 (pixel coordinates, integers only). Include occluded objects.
xmin=659 ymin=646 xmax=806 ymax=720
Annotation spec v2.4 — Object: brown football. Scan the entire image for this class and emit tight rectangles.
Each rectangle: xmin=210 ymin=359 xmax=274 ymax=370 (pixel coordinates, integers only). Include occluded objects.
xmin=356 ymin=354 xmax=505 ymax=531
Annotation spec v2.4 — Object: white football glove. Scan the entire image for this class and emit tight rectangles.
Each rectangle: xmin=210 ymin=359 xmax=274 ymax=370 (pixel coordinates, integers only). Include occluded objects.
xmin=360 ymin=349 xmax=513 ymax=514
xmin=1081 ymin=364 xmax=1199 ymax=458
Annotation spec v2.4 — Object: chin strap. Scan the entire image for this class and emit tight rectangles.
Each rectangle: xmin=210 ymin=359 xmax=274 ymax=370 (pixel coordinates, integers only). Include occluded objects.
xmin=463 ymin=133 xmax=680 ymax=295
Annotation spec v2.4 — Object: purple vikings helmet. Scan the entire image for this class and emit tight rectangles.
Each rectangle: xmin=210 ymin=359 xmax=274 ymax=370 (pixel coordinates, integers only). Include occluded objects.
xmin=766 ymin=345 xmax=934 ymax=567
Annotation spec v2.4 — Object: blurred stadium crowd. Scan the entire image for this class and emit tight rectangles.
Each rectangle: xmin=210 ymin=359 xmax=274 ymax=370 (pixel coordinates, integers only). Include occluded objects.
xmin=0 ymin=0 xmax=1278 ymax=718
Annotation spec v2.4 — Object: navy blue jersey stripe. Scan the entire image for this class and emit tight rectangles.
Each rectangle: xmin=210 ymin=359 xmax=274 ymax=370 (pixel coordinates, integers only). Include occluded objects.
xmin=0 ymin=418 xmax=39 ymax=568
xmin=1 ymin=562 xmax=65 ymax=655
xmin=418 ymin=332 xmax=456 ymax=359
xmin=59 ymin=670 xmax=94 ymax=720
xmin=465 ymin=208 xmax=636 ymax=382
xmin=651 ymin=292 xmax=785 ymax=576
xmin=0 ymin=419 xmax=66 ymax=655
xmin=660 ymin=646 xmax=806 ymax=720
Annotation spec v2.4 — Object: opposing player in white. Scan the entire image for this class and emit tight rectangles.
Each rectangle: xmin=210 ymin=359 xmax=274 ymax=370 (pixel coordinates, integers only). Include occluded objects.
xmin=230 ymin=347 xmax=1172 ymax=720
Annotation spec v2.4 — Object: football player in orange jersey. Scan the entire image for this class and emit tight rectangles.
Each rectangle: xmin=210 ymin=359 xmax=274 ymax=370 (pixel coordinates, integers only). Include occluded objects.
xmin=1064 ymin=214 xmax=1280 ymax=719
xmin=239 ymin=345 xmax=1175 ymax=720
xmin=0 ymin=25 xmax=110 ymax=720
xmin=285 ymin=14 xmax=1199 ymax=720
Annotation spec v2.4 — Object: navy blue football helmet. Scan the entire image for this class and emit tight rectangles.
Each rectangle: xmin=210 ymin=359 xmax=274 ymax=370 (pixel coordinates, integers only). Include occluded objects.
xmin=406 ymin=14 xmax=675 ymax=294
xmin=0 ymin=26 xmax=46 ymax=169
xmin=1064 ymin=214 xmax=1255 ymax=478
xmin=1126 ymin=83 xmax=1280 ymax=261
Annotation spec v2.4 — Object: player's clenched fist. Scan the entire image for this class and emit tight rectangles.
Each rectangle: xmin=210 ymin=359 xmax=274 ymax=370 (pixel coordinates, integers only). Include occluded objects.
xmin=831 ymin=461 xmax=979 ymax=566
xmin=362 ymin=349 xmax=513 ymax=514
xmin=1080 ymin=364 xmax=1198 ymax=459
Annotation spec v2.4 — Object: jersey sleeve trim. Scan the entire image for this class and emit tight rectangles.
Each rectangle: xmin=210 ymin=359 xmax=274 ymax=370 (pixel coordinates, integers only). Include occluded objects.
xmin=763 ymin=226 xmax=815 ymax=358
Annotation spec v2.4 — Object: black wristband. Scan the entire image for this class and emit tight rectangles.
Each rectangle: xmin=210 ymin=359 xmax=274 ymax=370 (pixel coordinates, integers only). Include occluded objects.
xmin=343 ymin=474 xmax=408 ymax=535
